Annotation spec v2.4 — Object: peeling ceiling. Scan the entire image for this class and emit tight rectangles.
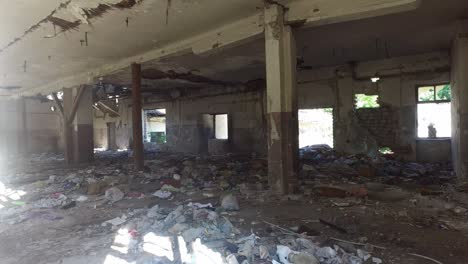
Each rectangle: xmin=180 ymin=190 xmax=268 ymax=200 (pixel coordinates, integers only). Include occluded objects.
xmin=0 ymin=0 xmax=264 ymax=95
xmin=1 ymin=0 xmax=463 ymax=96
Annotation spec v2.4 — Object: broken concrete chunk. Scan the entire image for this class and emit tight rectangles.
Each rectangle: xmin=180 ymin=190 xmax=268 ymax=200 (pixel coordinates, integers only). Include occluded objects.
xmin=226 ymin=254 xmax=240 ymax=264
xmin=182 ymin=227 xmax=205 ymax=243
xmin=221 ymin=193 xmax=240 ymax=211
xmin=168 ymin=223 xmax=189 ymax=234
xmin=259 ymin=245 xmax=270 ymax=259
xmin=105 ymin=187 xmax=124 ymax=202
xmin=277 ymin=245 xmax=294 ymax=264
xmin=289 ymin=252 xmax=319 ymax=264
xmin=153 ymin=190 xmax=172 ymax=199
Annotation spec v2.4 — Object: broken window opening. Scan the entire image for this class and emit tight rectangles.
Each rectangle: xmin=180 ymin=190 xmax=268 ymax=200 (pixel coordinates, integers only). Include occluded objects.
xmin=355 ymin=94 xmax=380 ymax=109
xmin=143 ymin=109 xmax=166 ymax=143
xmin=298 ymin=108 xmax=334 ymax=148
xmin=417 ymin=84 xmax=451 ymax=139
xmin=214 ymin=114 xmax=228 ymax=140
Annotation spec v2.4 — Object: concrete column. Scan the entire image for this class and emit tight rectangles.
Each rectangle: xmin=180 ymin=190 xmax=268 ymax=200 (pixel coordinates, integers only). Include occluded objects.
xmin=132 ymin=63 xmax=144 ymax=171
xmin=62 ymin=89 xmax=74 ymax=164
xmin=451 ymin=20 xmax=468 ymax=178
xmin=72 ymin=86 xmax=94 ymax=163
xmin=63 ymin=86 xmax=94 ymax=164
xmin=264 ymin=4 xmax=299 ymax=194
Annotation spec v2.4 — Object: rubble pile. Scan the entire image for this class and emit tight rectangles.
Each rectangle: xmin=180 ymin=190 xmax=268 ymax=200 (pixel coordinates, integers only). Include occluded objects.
xmin=0 ymin=149 xmax=465 ymax=263
xmin=300 ymin=145 xmax=453 ymax=182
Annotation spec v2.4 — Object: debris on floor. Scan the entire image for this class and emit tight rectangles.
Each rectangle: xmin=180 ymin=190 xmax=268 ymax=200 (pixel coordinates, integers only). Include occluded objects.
xmin=0 ymin=149 xmax=463 ymax=263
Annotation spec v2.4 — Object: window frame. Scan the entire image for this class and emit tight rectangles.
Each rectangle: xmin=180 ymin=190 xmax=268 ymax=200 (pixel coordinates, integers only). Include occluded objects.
xmin=416 ymin=83 xmax=451 ymax=104
xmin=415 ymin=83 xmax=451 ymax=140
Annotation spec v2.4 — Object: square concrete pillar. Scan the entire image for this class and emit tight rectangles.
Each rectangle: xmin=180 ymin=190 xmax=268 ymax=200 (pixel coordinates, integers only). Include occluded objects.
xmin=264 ymin=4 xmax=299 ymax=194
xmin=63 ymin=86 xmax=94 ymax=164
xmin=73 ymin=86 xmax=94 ymax=163
xmin=451 ymin=20 xmax=468 ymax=178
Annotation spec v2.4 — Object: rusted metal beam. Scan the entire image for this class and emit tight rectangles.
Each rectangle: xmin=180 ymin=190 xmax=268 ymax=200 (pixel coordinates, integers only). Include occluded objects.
xmin=131 ymin=63 xmax=144 ymax=171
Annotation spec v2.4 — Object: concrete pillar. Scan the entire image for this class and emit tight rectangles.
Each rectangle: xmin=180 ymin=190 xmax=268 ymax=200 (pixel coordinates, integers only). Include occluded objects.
xmin=451 ymin=20 xmax=468 ymax=178
xmin=62 ymin=89 xmax=74 ymax=164
xmin=132 ymin=63 xmax=144 ymax=171
xmin=264 ymin=4 xmax=299 ymax=194
xmin=73 ymin=86 xmax=94 ymax=163
xmin=63 ymin=86 xmax=94 ymax=164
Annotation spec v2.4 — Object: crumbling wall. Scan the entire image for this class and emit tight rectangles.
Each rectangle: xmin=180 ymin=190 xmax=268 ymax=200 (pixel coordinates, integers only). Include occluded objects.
xmin=144 ymin=87 xmax=266 ymax=155
xmin=93 ymin=86 xmax=266 ymax=155
xmin=297 ymin=51 xmax=452 ymax=161
xmin=0 ymin=98 xmax=62 ymax=155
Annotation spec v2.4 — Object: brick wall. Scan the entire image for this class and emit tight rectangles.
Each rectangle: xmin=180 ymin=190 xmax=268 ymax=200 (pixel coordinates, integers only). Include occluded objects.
xmin=355 ymin=104 xmax=399 ymax=149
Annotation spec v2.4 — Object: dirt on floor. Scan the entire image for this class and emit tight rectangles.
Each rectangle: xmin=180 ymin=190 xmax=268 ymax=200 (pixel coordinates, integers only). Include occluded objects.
xmin=0 ymin=150 xmax=467 ymax=264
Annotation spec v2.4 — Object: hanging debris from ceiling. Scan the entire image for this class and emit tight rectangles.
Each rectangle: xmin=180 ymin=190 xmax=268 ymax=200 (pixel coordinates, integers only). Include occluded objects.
xmin=0 ymin=0 xmax=144 ymax=54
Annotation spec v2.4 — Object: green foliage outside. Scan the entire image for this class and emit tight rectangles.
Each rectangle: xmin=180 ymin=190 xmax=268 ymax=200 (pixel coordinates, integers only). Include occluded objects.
xmin=355 ymin=94 xmax=380 ymax=109
xmin=419 ymin=85 xmax=451 ymax=102
xmin=437 ymin=85 xmax=451 ymax=101
xmin=419 ymin=88 xmax=434 ymax=102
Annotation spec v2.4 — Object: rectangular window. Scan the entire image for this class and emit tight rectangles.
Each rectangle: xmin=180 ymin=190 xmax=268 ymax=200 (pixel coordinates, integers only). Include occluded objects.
xmin=214 ymin=114 xmax=228 ymax=139
xmin=417 ymin=84 xmax=451 ymax=138
xmin=417 ymin=84 xmax=451 ymax=103
xmin=355 ymin=94 xmax=380 ymax=109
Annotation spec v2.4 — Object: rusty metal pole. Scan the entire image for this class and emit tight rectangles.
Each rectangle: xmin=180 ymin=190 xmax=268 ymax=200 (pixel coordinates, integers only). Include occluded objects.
xmin=132 ymin=63 xmax=144 ymax=171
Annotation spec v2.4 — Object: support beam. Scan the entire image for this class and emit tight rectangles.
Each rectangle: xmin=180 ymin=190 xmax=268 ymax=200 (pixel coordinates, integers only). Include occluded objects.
xmin=66 ymin=86 xmax=85 ymax=126
xmin=62 ymin=89 xmax=74 ymax=164
xmin=72 ymin=86 xmax=94 ymax=164
xmin=20 ymin=0 xmax=419 ymax=97
xmin=264 ymin=4 xmax=299 ymax=194
xmin=132 ymin=63 xmax=144 ymax=171
xmin=62 ymin=86 xmax=93 ymax=165
xmin=451 ymin=20 xmax=468 ymax=178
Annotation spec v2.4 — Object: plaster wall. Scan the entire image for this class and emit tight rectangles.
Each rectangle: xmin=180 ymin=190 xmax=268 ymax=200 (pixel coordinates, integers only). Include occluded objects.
xmin=0 ymin=98 xmax=62 ymax=155
xmin=93 ymin=51 xmax=453 ymax=162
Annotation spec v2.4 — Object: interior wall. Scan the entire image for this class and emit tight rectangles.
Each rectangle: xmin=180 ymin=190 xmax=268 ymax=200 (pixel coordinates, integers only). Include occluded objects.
xmin=451 ymin=21 xmax=468 ymax=178
xmin=93 ymin=100 xmax=132 ymax=150
xmin=92 ymin=51 xmax=453 ymax=161
xmin=298 ymin=51 xmax=452 ymax=161
xmin=144 ymin=88 xmax=266 ymax=154
xmin=0 ymin=98 xmax=62 ymax=155
xmin=93 ymin=86 xmax=266 ymax=155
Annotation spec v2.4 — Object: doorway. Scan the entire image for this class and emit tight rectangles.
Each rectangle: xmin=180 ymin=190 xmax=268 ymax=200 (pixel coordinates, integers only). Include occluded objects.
xmin=106 ymin=122 xmax=117 ymax=151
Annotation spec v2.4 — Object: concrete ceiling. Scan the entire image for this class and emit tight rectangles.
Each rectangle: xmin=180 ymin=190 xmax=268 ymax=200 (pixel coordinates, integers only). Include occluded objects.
xmin=296 ymin=0 xmax=468 ymax=68
xmin=0 ymin=0 xmax=425 ymax=96
xmin=104 ymin=0 xmax=468 ymax=92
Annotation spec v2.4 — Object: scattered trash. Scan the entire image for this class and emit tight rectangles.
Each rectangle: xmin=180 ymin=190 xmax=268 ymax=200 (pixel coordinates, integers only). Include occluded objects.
xmin=104 ymin=187 xmax=124 ymax=202
xmin=102 ymin=215 xmax=127 ymax=227
xmin=221 ymin=193 xmax=240 ymax=211
xmin=153 ymin=190 xmax=172 ymax=199
xmin=60 ymin=201 xmax=77 ymax=210
xmin=75 ymin=195 xmax=88 ymax=202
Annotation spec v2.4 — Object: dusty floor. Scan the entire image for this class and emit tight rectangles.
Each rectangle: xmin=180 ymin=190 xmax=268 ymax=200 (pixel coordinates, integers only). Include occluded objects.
xmin=0 ymin=150 xmax=467 ymax=264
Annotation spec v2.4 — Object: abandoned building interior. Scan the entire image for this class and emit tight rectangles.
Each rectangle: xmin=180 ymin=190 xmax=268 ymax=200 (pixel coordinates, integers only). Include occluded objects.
xmin=1 ymin=0 xmax=468 ymax=263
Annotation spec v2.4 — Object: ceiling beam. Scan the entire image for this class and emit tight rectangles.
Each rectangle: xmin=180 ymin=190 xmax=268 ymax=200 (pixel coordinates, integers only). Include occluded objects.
xmin=286 ymin=0 xmax=421 ymax=27
xmin=17 ymin=0 xmax=420 ymax=97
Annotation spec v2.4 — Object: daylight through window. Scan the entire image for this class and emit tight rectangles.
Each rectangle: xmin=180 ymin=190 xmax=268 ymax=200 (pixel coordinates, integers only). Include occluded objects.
xmin=417 ymin=84 xmax=451 ymax=138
